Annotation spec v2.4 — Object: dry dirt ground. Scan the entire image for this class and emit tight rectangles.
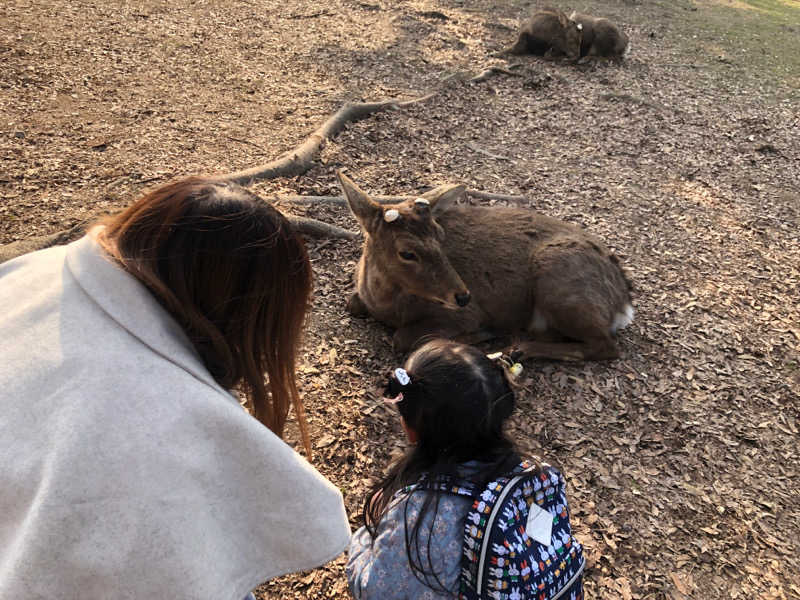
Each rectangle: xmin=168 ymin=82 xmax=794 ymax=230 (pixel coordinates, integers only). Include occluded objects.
xmin=2 ymin=0 xmax=799 ymax=598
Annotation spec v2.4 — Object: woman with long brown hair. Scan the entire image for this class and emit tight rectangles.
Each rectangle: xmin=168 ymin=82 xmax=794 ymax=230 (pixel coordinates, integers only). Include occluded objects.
xmin=0 ymin=178 xmax=350 ymax=599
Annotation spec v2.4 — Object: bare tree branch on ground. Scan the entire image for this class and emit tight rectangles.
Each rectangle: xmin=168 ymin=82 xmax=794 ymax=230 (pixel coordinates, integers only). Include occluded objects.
xmin=2 ymin=71 xmax=529 ymax=263
xmin=209 ymin=95 xmax=436 ymax=186
xmin=0 ymin=222 xmax=89 ymax=265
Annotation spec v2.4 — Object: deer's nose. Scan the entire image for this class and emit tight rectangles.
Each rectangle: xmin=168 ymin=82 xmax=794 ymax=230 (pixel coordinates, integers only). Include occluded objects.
xmin=455 ymin=291 xmax=471 ymax=307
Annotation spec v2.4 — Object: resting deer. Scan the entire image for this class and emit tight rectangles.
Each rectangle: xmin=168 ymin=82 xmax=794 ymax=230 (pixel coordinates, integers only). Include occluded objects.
xmin=497 ymin=7 xmax=583 ymax=61
xmin=339 ymin=172 xmax=634 ymax=361
xmin=569 ymin=11 xmax=630 ymax=62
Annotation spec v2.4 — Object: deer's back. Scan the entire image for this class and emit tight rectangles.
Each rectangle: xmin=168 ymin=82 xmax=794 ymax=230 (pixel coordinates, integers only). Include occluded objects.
xmin=436 ymin=205 xmax=612 ymax=330
xmin=571 ymin=13 xmax=629 ymax=57
xmin=438 ymin=205 xmax=600 ymax=261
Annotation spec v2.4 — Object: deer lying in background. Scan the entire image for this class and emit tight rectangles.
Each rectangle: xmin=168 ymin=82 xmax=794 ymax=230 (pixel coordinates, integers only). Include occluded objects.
xmin=569 ymin=12 xmax=630 ymax=61
xmin=498 ymin=6 xmax=583 ymax=62
xmin=339 ymin=171 xmax=634 ymax=361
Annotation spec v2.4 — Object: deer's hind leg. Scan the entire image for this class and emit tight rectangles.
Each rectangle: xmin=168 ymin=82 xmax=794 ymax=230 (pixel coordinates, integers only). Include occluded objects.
xmin=513 ymin=306 xmax=620 ymax=362
xmin=393 ymin=302 xmax=487 ymax=354
xmin=393 ymin=320 xmax=497 ymax=354
xmin=519 ymin=249 xmax=629 ymax=361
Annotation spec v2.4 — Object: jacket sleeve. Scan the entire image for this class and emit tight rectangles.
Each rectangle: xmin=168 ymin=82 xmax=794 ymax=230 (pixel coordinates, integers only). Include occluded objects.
xmin=346 ymin=492 xmax=469 ymax=599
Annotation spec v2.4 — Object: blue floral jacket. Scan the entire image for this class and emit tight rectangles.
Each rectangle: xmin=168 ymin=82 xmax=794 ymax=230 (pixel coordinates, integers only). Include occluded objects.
xmin=347 ymin=489 xmax=470 ymax=599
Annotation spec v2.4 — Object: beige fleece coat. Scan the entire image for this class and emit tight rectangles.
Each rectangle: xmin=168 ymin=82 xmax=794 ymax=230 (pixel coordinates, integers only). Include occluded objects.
xmin=0 ymin=233 xmax=350 ymax=600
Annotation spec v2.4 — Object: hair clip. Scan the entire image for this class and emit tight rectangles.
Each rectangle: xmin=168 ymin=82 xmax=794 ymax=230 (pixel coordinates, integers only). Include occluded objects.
xmin=414 ymin=198 xmax=430 ymax=206
xmin=487 ymin=352 xmax=523 ymax=378
xmin=394 ymin=367 xmax=411 ymax=386
xmin=382 ymin=368 xmax=411 ymax=407
xmin=384 ymin=209 xmax=400 ymax=223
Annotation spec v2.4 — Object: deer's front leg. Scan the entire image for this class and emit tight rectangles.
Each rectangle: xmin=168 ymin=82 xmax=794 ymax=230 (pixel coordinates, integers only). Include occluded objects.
xmin=346 ymin=292 xmax=369 ymax=317
xmin=392 ymin=326 xmax=429 ymax=355
xmin=392 ymin=322 xmax=465 ymax=355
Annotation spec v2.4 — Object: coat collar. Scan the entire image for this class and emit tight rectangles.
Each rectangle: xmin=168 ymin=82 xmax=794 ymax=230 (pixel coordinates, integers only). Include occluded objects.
xmin=65 ymin=231 xmax=223 ymax=392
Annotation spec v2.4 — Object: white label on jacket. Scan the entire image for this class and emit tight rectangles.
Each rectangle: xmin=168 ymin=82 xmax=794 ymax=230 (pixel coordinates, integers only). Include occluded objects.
xmin=526 ymin=504 xmax=553 ymax=546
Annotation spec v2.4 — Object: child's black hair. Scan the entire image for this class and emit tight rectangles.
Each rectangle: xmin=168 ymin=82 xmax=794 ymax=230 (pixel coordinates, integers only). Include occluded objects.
xmin=363 ymin=339 xmax=523 ymax=594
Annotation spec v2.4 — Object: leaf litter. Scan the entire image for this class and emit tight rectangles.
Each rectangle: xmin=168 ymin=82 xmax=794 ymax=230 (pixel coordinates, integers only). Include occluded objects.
xmin=1 ymin=0 xmax=798 ymax=598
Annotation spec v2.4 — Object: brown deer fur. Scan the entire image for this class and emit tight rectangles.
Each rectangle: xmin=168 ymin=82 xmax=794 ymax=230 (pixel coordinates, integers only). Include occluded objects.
xmin=569 ymin=12 xmax=630 ymax=61
xmin=502 ymin=7 xmax=583 ymax=61
xmin=339 ymin=172 xmax=634 ymax=361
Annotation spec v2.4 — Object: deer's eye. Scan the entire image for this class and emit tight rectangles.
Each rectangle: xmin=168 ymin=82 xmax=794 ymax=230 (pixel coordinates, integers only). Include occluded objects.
xmin=398 ymin=250 xmax=418 ymax=262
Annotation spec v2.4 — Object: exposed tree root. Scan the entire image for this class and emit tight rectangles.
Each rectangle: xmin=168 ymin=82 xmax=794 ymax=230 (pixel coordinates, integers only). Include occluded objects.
xmin=277 ymin=189 xmax=527 ymax=206
xmin=466 ymin=142 xmax=514 ymax=162
xmin=287 ymin=216 xmax=357 ymax=239
xmin=0 ymin=215 xmax=354 ymax=266
xmin=210 ymin=94 xmax=437 ymax=186
xmin=0 ymin=222 xmax=88 ymax=265
xmin=2 ymin=83 xmax=536 ymax=263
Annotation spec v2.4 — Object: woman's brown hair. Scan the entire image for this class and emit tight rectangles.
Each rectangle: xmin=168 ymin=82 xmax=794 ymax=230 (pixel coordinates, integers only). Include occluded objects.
xmin=95 ymin=177 xmax=314 ymax=456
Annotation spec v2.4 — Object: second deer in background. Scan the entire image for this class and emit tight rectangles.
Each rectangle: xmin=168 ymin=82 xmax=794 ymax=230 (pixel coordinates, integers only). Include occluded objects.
xmin=570 ymin=11 xmax=631 ymax=62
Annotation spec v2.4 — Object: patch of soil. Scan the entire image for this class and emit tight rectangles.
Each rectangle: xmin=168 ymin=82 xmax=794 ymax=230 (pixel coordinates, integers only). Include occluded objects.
xmin=1 ymin=0 xmax=798 ymax=598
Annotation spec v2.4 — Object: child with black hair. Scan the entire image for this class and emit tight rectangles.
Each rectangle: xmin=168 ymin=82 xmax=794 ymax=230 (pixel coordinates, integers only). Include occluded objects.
xmin=347 ymin=339 xmax=584 ymax=600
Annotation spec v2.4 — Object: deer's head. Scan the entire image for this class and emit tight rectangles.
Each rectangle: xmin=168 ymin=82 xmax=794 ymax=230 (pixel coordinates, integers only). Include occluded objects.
xmin=338 ymin=171 xmax=471 ymax=309
xmin=561 ymin=12 xmax=583 ymax=61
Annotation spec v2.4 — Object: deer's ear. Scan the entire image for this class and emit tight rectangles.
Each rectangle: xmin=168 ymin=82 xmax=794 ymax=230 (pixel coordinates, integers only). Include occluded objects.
xmin=421 ymin=183 xmax=466 ymax=215
xmin=338 ymin=171 xmax=381 ymax=232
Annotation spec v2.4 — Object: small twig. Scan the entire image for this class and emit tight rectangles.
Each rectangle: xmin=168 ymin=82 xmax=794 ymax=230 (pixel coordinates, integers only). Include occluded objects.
xmin=469 ymin=65 xmax=524 ymax=83
xmin=168 ymin=124 xmax=269 ymax=154
xmin=418 ymin=10 xmax=448 ymax=20
xmin=661 ymin=63 xmax=709 ymax=69
xmin=466 ymin=142 xmax=513 ymax=162
xmin=168 ymin=125 xmax=197 ymax=135
xmin=136 ymin=176 xmax=166 ymax=185
xmin=439 ymin=71 xmax=464 ymax=84
xmin=221 ymin=135 xmax=269 ymax=153
xmin=466 ymin=190 xmax=526 ymax=204
xmin=441 ymin=63 xmax=524 ymax=85
xmin=287 ymin=10 xmax=331 ymax=19
xmin=105 ymin=173 xmax=167 ymax=190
